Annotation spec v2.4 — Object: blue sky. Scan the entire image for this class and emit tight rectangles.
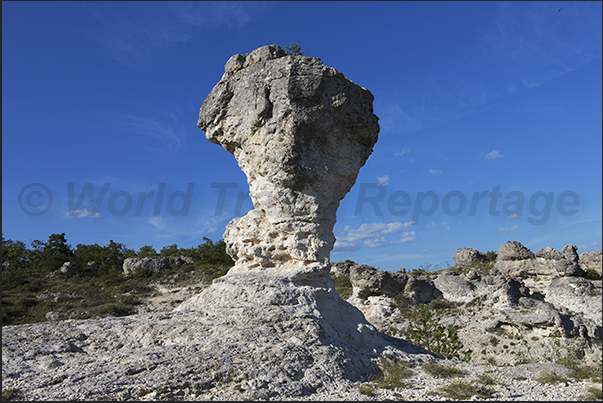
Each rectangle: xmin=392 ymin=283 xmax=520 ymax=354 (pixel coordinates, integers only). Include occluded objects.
xmin=2 ymin=1 xmax=601 ymax=271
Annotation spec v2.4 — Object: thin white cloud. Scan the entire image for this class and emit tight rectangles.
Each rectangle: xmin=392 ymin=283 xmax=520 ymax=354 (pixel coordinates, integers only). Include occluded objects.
xmin=115 ymin=113 xmax=185 ymax=154
xmin=481 ymin=2 xmax=602 ymax=91
xmin=428 ymin=169 xmax=442 ymax=175
xmin=334 ymin=221 xmax=415 ymax=252
xmin=483 ymin=149 xmax=504 ymax=160
xmin=399 ymin=231 xmax=417 ymax=243
xmin=499 ymin=225 xmax=519 ymax=233
xmin=85 ymin=2 xmax=256 ymax=67
xmin=147 ymin=216 xmax=168 ymax=230
xmin=376 ymin=3 xmax=601 ymax=138
xmin=65 ymin=209 xmax=100 ymax=218
xmin=378 ymin=104 xmax=424 ymax=134
xmin=395 ymin=148 xmax=410 ymax=157
xmin=578 ymin=243 xmax=601 ymax=253
xmin=377 ymin=175 xmax=390 ymax=186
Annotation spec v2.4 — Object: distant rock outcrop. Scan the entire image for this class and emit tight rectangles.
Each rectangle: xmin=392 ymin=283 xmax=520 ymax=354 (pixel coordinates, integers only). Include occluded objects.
xmin=493 ymin=241 xmax=585 ymax=278
xmin=453 ymin=248 xmax=486 ymax=267
xmin=330 ymin=242 xmax=602 ymax=368
xmin=580 ymin=250 xmax=602 ymax=277
xmin=122 ymin=256 xmax=194 ymax=276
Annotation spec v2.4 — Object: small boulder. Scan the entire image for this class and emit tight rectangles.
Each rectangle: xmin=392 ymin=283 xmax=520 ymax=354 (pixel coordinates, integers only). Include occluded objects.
xmin=59 ymin=262 xmax=75 ymax=277
xmin=497 ymin=241 xmax=535 ymax=261
xmin=580 ymin=250 xmax=602 ymax=278
xmin=453 ymin=248 xmax=486 ymax=267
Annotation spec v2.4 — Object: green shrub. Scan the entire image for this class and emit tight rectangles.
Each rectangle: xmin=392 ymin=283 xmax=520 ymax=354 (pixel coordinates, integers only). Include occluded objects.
xmin=485 ymin=250 xmax=497 ymax=262
xmin=436 ymin=380 xmax=496 ymax=400
xmin=422 ymin=362 xmax=467 ymax=378
xmin=583 ymin=268 xmax=601 ymax=280
xmin=284 ymin=42 xmax=304 ymax=56
xmin=2 ymin=233 xmax=232 ymax=325
xmin=586 ymin=386 xmax=602 ymax=401
xmin=477 ymin=373 xmax=498 ymax=385
xmin=333 ymin=274 xmax=353 ymax=299
xmin=2 ymin=388 xmax=23 ymax=401
xmin=96 ymin=302 xmax=135 ymax=317
xmin=405 ymin=304 xmax=465 ymax=360
xmin=131 ymin=266 xmax=157 ymax=280
xmin=536 ymin=371 xmax=569 ymax=385
xmin=357 ymin=384 xmax=374 ymax=396
xmin=374 ymin=355 xmax=413 ymax=389
xmin=428 ymin=297 xmax=459 ymax=311
xmin=570 ymin=364 xmax=602 ymax=382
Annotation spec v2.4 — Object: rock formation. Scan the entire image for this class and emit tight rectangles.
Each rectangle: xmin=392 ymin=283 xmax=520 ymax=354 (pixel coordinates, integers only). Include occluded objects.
xmin=174 ymin=44 xmax=433 ymax=392
xmin=122 ymin=256 xmax=194 ymax=276
xmin=334 ymin=243 xmax=602 ymax=368
xmin=453 ymin=247 xmax=486 ymax=267
xmin=196 ymin=44 xmax=379 ymax=274
xmin=3 ymin=44 xmax=600 ymax=400
xmin=493 ymin=241 xmax=585 ymax=278
xmin=580 ymin=249 xmax=602 ymax=277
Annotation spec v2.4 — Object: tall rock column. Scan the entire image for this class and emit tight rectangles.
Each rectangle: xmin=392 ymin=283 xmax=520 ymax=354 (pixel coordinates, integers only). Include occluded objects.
xmin=175 ymin=47 xmax=432 ymax=388
xmin=197 ymin=45 xmax=379 ymax=274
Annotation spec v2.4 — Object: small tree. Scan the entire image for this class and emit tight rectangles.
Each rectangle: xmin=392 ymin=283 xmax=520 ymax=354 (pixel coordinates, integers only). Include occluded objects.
xmin=137 ymin=245 xmax=158 ymax=258
xmin=160 ymin=243 xmax=179 ymax=257
xmin=285 ymin=42 xmax=304 ymax=56
xmin=405 ymin=304 xmax=465 ymax=360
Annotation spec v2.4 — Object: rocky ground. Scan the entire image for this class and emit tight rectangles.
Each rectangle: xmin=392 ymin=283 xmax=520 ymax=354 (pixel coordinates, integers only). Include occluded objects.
xmin=1 ymin=311 xmax=600 ymax=401
xmin=2 ymin=242 xmax=602 ymax=401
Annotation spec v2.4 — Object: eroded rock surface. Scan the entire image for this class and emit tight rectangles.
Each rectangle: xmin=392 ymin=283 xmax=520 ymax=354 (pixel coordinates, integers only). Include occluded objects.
xmin=197 ymin=44 xmax=379 ymax=273
xmin=173 ymin=44 xmax=435 ymax=393
xmin=332 ymin=243 xmax=602 ymax=368
xmin=493 ymin=241 xmax=585 ymax=278
xmin=453 ymin=248 xmax=486 ymax=267
xmin=123 ymin=256 xmax=194 ymax=276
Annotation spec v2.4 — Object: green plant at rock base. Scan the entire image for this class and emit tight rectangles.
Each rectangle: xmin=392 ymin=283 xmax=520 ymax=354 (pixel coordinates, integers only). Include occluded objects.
xmin=536 ymin=371 xmax=570 ymax=385
xmin=582 ymin=268 xmax=601 ymax=280
xmin=585 ymin=386 xmax=602 ymax=400
xmin=375 ymin=355 xmax=413 ymax=389
xmin=405 ymin=304 xmax=466 ymax=360
xmin=477 ymin=373 xmax=498 ymax=386
xmin=2 ymin=388 xmax=23 ymax=401
xmin=422 ymin=362 xmax=467 ymax=378
xmin=435 ymin=380 xmax=496 ymax=400
xmin=332 ymin=274 xmax=353 ymax=300
xmin=357 ymin=383 xmax=374 ymax=396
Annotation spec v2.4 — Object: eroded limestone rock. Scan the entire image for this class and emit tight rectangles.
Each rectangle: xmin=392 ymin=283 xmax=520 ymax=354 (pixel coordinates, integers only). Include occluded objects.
xmin=197 ymin=44 xmax=379 ymax=273
xmin=580 ymin=250 xmax=602 ymax=278
xmin=493 ymin=241 xmax=584 ymax=278
xmin=174 ymin=45 xmax=434 ymax=392
xmin=453 ymin=248 xmax=486 ymax=267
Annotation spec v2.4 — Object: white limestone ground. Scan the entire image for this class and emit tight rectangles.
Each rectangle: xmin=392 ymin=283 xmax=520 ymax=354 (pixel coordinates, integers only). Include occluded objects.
xmin=2 ymin=310 xmax=597 ymax=401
